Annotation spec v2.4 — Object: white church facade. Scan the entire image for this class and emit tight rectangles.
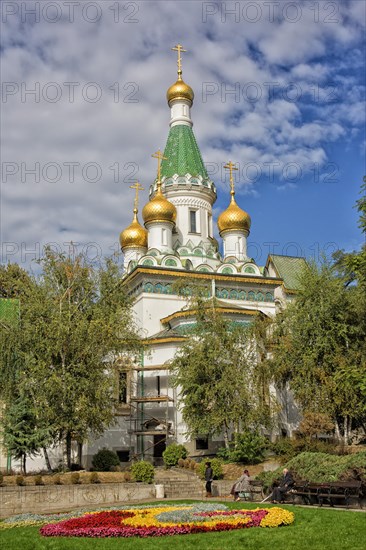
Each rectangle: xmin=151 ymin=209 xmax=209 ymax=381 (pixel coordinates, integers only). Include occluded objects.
xmin=84 ymin=46 xmax=306 ymax=466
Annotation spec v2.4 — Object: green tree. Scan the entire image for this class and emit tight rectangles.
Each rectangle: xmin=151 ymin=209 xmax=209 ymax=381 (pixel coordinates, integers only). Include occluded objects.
xmin=0 ymin=263 xmax=34 ymax=299
xmin=170 ymin=302 xmax=271 ymax=448
xmin=297 ymin=412 xmax=334 ymax=442
xmin=2 ymin=393 xmax=53 ymax=474
xmin=270 ymin=258 xmax=366 ymax=444
xmin=217 ymin=430 xmax=268 ymax=464
xmin=340 ymin=179 xmax=366 ymax=285
xmin=0 ymin=250 xmax=140 ymax=469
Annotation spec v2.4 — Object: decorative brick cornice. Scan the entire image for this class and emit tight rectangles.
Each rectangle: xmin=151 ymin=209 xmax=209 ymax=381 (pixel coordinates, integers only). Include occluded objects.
xmin=123 ymin=265 xmax=282 ymax=287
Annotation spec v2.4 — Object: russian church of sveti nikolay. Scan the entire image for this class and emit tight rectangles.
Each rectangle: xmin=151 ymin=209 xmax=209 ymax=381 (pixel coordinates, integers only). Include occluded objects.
xmin=86 ymin=45 xmax=306 ymax=466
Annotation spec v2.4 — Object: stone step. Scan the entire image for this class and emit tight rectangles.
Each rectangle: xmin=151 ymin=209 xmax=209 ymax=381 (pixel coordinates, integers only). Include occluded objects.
xmin=155 ymin=475 xmax=197 ymax=482
xmin=155 ymin=479 xmax=205 ymax=498
xmin=155 ymin=471 xmax=197 ymax=476
xmin=162 ymin=482 xmax=203 ymax=489
xmin=154 ymin=468 xmax=201 ymax=483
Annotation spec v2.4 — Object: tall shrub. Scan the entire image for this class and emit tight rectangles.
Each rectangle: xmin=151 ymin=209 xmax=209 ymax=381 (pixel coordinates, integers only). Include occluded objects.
xmin=162 ymin=444 xmax=187 ymax=468
xmin=131 ymin=461 xmax=155 ymax=483
xmin=92 ymin=449 xmax=120 ymax=472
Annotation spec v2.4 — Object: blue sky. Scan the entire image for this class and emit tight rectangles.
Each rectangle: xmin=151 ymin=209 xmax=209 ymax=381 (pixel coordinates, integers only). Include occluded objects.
xmin=1 ymin=0 xmax=365 ymax=269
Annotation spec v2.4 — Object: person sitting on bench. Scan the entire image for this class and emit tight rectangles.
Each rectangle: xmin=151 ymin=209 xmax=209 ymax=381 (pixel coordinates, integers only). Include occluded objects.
xmin=271 ymin=468 xmax=294 ymax=503
xmin=231 ymin=469 xmax=251 ymax=501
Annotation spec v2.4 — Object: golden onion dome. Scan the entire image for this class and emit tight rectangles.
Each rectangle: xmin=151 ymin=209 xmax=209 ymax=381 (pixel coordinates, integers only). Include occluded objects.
xmin=120 ymin=210 xmax=148 ymax=250
xmin=218 ymin=195 xmax=251 ymax=235
xmin=167 ymin=76 xmax=194 ymax=105
xmin=142 ymin=184 xmax=177 ymax=226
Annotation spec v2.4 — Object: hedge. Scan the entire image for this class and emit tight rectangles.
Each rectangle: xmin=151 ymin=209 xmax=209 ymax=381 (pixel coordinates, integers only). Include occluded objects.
xmin=258 ymin=451 xmax=366 ymax=491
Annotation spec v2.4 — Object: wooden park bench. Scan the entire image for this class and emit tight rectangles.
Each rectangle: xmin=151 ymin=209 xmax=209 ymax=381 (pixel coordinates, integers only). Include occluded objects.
xmin=317 ymin=481 xmax=363 ymax=509
xmin=237 ymin=480 xmax=264 ymax=501
xmin=286 ymin=480 xmax=363 ymax=509
xmin=285 ymin=480 xmax=310 ymax=504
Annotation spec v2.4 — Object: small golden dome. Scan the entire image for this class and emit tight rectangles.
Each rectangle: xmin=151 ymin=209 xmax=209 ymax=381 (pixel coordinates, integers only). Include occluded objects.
xmin=218 ymin=196 xmax=251 ymax=235
xmin=167 ymin=77 xmax=194 ymax=105
xmin=142 ymin=184 xmax=177 ymax=225
xmin=120 ymin=210 xmax=148 ymax=250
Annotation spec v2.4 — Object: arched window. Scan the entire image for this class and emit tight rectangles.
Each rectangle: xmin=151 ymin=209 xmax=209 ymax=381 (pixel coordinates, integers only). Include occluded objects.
xmin=142 ymin=259 xmax=154 ymax=266
xmin=165 ymin=258 xmax=177 ymax=267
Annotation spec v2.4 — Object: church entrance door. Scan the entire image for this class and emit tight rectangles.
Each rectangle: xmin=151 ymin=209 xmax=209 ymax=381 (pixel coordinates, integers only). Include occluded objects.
xmin=153 ymin=435 xmax=166 ymax=465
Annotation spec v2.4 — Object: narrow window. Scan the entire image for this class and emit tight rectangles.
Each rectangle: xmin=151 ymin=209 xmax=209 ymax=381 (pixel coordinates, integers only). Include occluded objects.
xmin=208 ymin=213 xmax=212 ymax=238
xmin=118 ymin=372 xmax=127 ymax=404
xmin=236 ymin=236 xmax=241 ymax=255
xmin=162 ymin=228 xmax=167 ymax=246
xmin=157 ymin=375 xmax=161 ymax=395
xmin=190 ymin=210 xmax=197 ymax=233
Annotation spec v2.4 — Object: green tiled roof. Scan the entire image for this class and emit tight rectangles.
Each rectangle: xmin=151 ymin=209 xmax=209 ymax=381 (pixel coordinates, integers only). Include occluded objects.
xmin=0 ymin=298 xmax=20 ymax=324
xmin=269 ymin=255 xmax=307 ymax=291
xmin=148 ymin=325 xmax=193 ymax=340
xmin=161 ymin=125 xmax=208 ymax=179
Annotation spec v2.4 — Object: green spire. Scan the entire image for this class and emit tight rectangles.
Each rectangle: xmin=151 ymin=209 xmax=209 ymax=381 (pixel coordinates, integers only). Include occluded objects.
xmin=160 ymin=125 xmax=209 ymax=180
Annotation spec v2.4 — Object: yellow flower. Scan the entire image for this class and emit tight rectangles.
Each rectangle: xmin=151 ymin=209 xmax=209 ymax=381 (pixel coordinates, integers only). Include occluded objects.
xmin=260 ymin=507 xmax=295 ymax=528
xmin=121 ymin=507 xmax=253 ymax=529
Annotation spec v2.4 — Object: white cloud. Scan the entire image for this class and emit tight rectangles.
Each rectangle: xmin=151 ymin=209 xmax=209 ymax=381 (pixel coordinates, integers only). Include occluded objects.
xmin=1 ymin=0 xmax=364 ymax=266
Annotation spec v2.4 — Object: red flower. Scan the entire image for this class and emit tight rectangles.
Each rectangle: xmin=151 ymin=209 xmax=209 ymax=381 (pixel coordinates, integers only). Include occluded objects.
xmin=40 ymin=508 xmax=272 ymax=538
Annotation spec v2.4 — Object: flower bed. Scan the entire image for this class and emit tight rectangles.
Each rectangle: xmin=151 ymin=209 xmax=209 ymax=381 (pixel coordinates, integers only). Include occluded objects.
xmin=35 ymin=504 xmax=294 ymax=538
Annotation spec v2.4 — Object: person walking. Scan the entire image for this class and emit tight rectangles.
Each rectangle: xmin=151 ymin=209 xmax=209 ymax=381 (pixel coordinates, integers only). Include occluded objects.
xmin=271 ymin=468 xmax=294 ymax=503
xmin=205 ymin=461 xmax=213 ymax=497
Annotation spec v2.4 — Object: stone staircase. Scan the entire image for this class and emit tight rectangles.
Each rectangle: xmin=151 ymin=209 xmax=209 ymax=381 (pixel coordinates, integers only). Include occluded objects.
xmin=154 ymin=467 xmax=205 ymax=499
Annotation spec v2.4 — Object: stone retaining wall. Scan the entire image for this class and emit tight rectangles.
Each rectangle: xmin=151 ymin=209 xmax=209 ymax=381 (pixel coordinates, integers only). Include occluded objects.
xmin=0 ymin=483 xmax=156 ymax=518
xmin=212 ymin=480 xmax=233 ymax=497
xmin=0 ymin=480 xmax=266 ymax=518
xmin=2 ymin=481 xmax=363 ymax=518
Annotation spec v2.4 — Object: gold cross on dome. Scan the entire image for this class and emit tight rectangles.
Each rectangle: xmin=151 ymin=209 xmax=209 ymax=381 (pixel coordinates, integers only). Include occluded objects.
xmin=130 ymin=181 xmax=144 ymax=210
xmin=172 ymin=44 xmax=187 ymax=76
xmin=224 ymin=161 xmax=238 ymax=194
xmin=152 ymin=150 xmax=167 ymax=183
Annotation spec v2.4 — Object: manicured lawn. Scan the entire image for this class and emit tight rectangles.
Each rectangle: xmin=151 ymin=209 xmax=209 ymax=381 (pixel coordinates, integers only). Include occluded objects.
xmin=1 ymin=501 xmax=365 ymax=550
